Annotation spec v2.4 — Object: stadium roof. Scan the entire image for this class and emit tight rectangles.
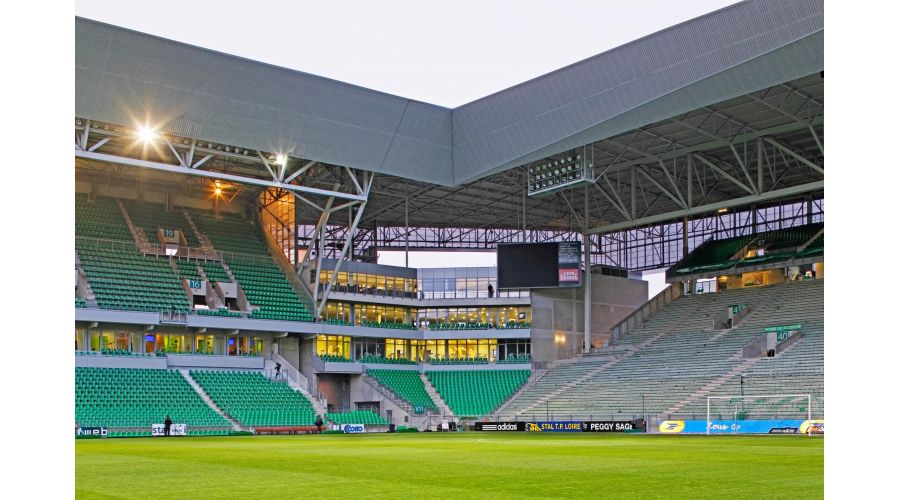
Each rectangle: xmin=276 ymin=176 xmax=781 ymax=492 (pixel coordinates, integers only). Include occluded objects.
xmin=75 ymin=0 xmax=822 ymax=189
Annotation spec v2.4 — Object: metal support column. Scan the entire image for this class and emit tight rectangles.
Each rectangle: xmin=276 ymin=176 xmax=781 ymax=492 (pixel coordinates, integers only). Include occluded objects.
xmin=583 ymin=186 xmax=592 ymax=354
xmin=294 ymin=193 xmax=301 ymax=270
xmin=405 ymin=182 xmax=409 ymax=268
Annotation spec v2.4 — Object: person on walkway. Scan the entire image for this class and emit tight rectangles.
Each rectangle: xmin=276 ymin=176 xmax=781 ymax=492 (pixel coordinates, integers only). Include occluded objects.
xmin=275 ymin=362 xmax=281 ymax=379
xmin=314 ymin=415 xmax=324 ymax=434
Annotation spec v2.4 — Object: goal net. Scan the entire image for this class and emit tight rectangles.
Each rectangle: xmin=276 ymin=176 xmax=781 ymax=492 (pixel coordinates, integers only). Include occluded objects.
xmin=706 ymin=394 xmax=814 ymax=435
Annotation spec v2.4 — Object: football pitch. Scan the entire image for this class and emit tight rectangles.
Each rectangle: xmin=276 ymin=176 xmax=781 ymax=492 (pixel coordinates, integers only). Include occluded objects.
xmin=76 ymin=433 xmax=823 ymax=499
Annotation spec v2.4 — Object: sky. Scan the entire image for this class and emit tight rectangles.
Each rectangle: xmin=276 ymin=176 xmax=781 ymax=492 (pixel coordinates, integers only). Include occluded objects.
xmin=75 ymin=0 xmax=740 ymax=107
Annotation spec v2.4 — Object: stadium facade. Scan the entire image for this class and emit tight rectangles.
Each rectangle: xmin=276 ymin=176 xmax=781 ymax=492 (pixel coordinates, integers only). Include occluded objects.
xmin=75 ymin=0 xmax=824 ymax=434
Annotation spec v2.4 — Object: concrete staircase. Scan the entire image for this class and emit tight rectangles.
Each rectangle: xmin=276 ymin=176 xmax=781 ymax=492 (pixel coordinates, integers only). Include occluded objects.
xmin=270 ymin=352 xmax=327 ymax=417
xmin=117 ymin=200 xmax=152 ymax=252
xmin=510 ymin=330 xmax=669 ymax=416
xmin=74 ymin=253 xmax=98 ymax=306
xmin=361 ymin=373 xmax=427 ymax=416
xmin=182 ymin=209 xmax=217 ymax=253
xmin=492 ymin=368 xmax=546 ymax=416
xmin=660 ymin=358 xmax=761 ymax=417
xmin=179 ymin=370 xmax=241 ymax=431
xmin=420 ymin=374 xmax=454 ymax=418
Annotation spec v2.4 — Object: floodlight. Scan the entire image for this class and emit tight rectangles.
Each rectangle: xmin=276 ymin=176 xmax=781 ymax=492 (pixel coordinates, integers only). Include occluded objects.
xmin=136 ymin=125 xmax=157 ymax=143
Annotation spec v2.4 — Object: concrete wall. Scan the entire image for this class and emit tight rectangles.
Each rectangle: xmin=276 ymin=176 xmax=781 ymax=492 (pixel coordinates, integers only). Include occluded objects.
xmin=75 ymin=355 xmax=167 ymax=369
xmin=166 ymin=355 xmax=264 ymax=370
xmin=530 ymin=273 xmax=647 ymax=362
xmin=298 ymin=336 xmax=318 ymax=382
xmin=317 ymin=373 xmax=352 ymax=412
xmin=75 ymin=181 xmax=243 ymax=216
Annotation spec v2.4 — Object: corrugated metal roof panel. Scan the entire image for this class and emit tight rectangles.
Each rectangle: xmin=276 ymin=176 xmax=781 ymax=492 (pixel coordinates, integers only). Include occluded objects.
xmin=75 ymin=17 xmax=454 ymax=185
xmin=451 ymin=0 xmax=823 ymax=184
xmin=75 ymin=0 xmax=823 ymax=188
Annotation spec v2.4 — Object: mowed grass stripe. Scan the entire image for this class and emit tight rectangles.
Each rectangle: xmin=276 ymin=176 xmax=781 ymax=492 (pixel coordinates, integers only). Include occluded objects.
xmin=76 ymin=433 xmax=823 ymax=499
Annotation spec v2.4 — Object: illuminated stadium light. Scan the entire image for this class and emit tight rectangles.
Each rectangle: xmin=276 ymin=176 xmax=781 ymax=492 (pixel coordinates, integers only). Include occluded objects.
xmin=717 ymin=207 xmax=729 ymax=214
xmin=275 ymin=154 xmax=287 ymax=166
xmin=136 ymin=124 xmax=158 ymax=143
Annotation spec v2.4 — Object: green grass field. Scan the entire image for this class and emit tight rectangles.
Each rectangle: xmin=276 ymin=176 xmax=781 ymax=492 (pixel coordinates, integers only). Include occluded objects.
xmin=76 ymin=433 xmax=823 ymax=499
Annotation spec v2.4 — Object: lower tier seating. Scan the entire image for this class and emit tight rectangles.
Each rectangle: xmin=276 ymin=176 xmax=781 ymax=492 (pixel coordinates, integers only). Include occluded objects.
xmin=427 ymin=370 xmax=530 ymax=417
xmin=501 ymin=279 xmax=824 ymax=420
xmin=326 ymin=410 xmax=389 ymax=425
xmin=75 ymin=367 xmax=231 ymax=431
xmin=190 ymin=370 xmax=316 ymax=427
xmin=366 ymin=370 xmax=437 ymax=412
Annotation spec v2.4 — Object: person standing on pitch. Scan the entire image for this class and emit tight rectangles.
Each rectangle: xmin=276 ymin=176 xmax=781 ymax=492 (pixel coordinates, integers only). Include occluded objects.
xmin=164 ymin=415 xmax=172 ymax=437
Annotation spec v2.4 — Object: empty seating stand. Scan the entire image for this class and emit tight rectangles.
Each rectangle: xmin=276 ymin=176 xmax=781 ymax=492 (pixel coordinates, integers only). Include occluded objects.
xmin=670 ymin=222 xmax=824 ymax=277
xmin=367 ymin=370 xmax=437 ymax=412
xmin=75 ymin=367 xmax=231 ymax=434
xmin=190 ymin=370 xmax=316 ymax=427
xmin=326 ymin=410 xmax=389 ymax=425
xmin=501 ymin=280 xmax=824 ymax=421
xmin=189 ymin=210 xmax=313 ymax=322
xmin=75 ymin=194 xmax=132 ymax=241
xmin=123 ymin=200 xmax=200 ymax=247
xmin=77 ymin=240 xmax=190 ymax=313
xmin=427 ymin=370 xmax=530 ymax=417
xmin=76 ymin=195 xmax=190 ymax=313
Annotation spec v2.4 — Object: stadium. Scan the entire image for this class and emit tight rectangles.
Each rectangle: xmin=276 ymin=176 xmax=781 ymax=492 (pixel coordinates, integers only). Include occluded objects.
xmin=71 ymin=0 xmax=824 ymax=497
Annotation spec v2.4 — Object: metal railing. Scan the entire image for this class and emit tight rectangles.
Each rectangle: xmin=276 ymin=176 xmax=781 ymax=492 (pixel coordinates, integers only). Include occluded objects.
xmin=316 ymin=283 xmax=530 ymax=301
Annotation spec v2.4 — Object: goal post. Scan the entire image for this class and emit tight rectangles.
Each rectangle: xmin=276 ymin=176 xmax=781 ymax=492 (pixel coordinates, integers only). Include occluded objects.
xmin=706 ymin=394 xmax=812 ymax=435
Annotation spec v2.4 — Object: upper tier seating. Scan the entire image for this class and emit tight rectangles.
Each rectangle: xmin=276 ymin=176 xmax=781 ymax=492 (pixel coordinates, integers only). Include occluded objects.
xmin=75 ymin=367 xmax=231 ymax=432
xmin=797 ymin=233 xmax=824 ymax=258
xmin=326 ymin=410 xmax=389 ymax=425
xmin=201 ymin=261 xmax=230 ymax=282
xmin=669 ymin=235 xmax=755 ymax=276
xmin=77 ymin=240 xmax=190 ymax=313
xmin=174 ymin=258 xmax=202 ymax=280
xmin=367 ymin=370 xmax=437 ymax=412
xmin=500 ymin=279 xmax=824 ymax=420
xmin=189 ymin=211 xmax=313 ymax=322
xmin=670 ymin=222 xmax=824 ymax=276
xmin=189 ymin=211 xmax=270 ymax=254
xmin=427 ymin=370 xmax=530 ymax=417
xmin=75 ymin=194 xmax=132 ymax=241
xmin=739 ymin=223 xmax=824 ymax=266
xmin=190 ymin=370 xmax=316 ymax=427
xmin=123 ymin=200 xmax=200 ymax=247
